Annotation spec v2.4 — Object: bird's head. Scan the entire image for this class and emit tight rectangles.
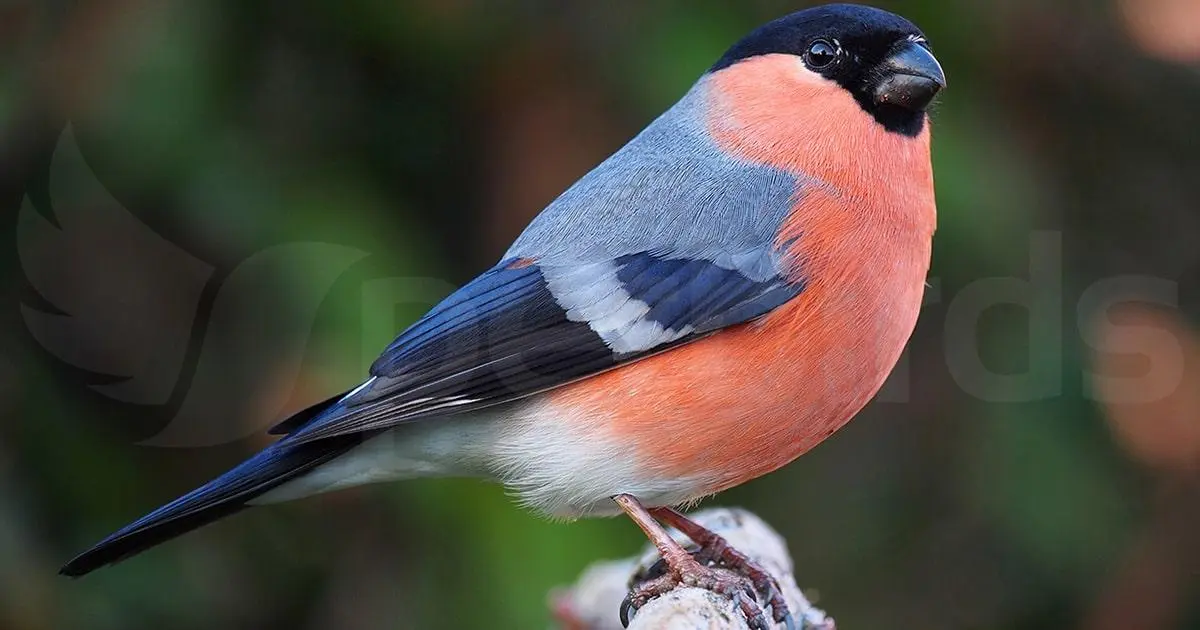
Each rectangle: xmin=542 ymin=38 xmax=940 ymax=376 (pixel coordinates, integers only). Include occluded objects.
xmin=701 ymin=3 xmax=944 ymax=220
xmin=709 ymin=3 xmax=945 ymax=139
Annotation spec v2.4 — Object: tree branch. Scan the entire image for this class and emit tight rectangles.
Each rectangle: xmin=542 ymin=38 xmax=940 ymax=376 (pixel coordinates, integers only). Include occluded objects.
xmin=552 ymin=507 xmax=835 ymax=630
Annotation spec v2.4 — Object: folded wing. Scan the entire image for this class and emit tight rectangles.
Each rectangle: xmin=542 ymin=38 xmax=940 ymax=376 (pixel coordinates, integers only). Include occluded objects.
xmin=283 ymin=252 xmax=804 ymax=443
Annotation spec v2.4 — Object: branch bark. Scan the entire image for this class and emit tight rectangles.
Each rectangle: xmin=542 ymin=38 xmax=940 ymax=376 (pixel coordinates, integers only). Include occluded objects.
xmin=551 ymin=507 xmax=835 ymax=630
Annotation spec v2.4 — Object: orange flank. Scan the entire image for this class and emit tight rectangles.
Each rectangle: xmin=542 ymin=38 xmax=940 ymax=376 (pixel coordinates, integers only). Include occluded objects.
xmin=546 ymin=54 xmax=936 ymax=494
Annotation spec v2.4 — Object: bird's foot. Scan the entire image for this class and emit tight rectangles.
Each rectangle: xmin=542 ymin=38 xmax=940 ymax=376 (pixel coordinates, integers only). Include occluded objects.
xmin=652 ymin=507 xmax=795 ymax=629
xmin=612 ymin=496 xmax=795 ymax=629
xmin=621 ymin=555 xmax=773 ymax=629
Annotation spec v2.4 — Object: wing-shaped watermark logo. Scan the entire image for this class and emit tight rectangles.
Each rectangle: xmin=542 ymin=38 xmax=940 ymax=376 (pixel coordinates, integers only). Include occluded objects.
xmin=18 ymin=127 xmax=369 ymax=447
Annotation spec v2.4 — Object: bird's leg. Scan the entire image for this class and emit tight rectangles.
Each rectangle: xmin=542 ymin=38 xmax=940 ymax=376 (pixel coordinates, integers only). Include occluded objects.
xmin=650 ymin=506 xmax=795 ymax=628
xmin=613 ymin=494 xmax=771 ymax=630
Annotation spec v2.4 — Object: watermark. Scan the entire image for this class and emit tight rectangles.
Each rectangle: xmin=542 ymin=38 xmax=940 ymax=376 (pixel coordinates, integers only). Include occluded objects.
xmin=17 ymin=127 xmax=1188 ymax=448
xmin=19 ymin=128 xmax=368 ymax=446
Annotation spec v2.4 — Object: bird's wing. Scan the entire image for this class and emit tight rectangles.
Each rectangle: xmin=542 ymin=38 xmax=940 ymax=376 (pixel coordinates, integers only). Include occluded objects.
xmin=283 ymin=252 xmax=803 ymax=444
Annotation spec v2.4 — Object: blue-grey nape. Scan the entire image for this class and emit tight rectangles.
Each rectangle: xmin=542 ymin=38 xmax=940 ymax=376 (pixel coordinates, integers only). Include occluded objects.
xmin=505 ymin=79 xmax=799 ymax=274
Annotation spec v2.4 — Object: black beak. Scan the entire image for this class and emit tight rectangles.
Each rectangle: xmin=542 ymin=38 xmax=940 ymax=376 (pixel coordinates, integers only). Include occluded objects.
xmin=873 ymin=40 xmax=946 ymax=113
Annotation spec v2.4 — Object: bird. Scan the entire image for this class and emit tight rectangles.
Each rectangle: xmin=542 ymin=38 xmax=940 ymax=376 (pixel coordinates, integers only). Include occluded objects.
xmin=61 ymin=4 xmax=945 ymax=628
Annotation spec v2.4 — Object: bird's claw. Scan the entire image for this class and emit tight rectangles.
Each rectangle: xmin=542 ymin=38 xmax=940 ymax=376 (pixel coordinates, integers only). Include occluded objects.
xmin=731 ymin=589 xmax=772 ymax=630
xmin=624 ymin=556 xmax=778 ymax=628
xmin=620 ymin=573 xmax=676 ymax=627
xmin=755 ymin=573 xmax=795 ymax=628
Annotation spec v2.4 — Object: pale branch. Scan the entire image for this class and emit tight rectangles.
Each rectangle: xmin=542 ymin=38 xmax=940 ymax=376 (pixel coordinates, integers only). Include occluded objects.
xmin=551 ymin=507 xmax=835 ymax=630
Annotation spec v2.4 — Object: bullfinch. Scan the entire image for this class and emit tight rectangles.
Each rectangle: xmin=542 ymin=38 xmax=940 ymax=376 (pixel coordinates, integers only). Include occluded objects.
xmin=61 ymin=4 xmax=944 ymax=628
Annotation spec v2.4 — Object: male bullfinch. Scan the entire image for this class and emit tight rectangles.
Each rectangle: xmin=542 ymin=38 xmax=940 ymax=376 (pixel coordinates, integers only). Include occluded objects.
xmin=62 ymin=4 xmax=944 ymax=628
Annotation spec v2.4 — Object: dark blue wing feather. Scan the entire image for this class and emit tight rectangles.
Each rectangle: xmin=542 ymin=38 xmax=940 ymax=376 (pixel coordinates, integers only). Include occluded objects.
xmin=285 ymin=253 xmax=803 ymax=443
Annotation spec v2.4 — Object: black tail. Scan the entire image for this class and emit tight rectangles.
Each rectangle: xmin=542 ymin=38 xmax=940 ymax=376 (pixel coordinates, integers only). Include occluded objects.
xmin=60 ymin=434 xmax=362 ymax=577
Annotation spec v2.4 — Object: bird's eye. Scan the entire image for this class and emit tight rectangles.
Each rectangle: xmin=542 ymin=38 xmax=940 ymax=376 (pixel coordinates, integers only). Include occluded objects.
xmin=804 ymin=39 xmax=838 ymax=69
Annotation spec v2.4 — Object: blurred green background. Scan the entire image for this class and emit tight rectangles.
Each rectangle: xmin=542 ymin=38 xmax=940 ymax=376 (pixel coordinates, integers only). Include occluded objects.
xmin=3 ymin=1 xmax=1200 ymax=628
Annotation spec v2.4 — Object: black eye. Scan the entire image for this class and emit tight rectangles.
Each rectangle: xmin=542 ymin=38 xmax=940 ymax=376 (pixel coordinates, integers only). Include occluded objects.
xmin=804 ymin=39 xmax=838 ymax=69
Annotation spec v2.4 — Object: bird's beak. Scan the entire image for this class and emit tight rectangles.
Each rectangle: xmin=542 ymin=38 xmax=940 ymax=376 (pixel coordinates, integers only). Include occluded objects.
xmin=872 ymin=40 xmax=946 ymax=113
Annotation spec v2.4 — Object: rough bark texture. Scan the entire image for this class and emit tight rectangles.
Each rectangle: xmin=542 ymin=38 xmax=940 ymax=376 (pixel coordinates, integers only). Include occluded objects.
xmin=552 ymin=507 xmax=835 ymax=630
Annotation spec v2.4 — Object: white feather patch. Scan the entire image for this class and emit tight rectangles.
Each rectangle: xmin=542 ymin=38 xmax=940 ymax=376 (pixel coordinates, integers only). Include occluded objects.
xmin=542 ymin=261 xmax=692 ymax=354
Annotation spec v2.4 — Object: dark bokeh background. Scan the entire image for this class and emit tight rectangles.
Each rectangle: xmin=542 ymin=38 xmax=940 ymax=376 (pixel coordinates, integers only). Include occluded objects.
xmin=3 ymin=1 xmax=1200 ymax=628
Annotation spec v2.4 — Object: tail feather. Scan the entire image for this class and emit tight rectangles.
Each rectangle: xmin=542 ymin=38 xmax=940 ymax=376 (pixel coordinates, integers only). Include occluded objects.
xmin=60 ymin=434 xmax=362 ymax=577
